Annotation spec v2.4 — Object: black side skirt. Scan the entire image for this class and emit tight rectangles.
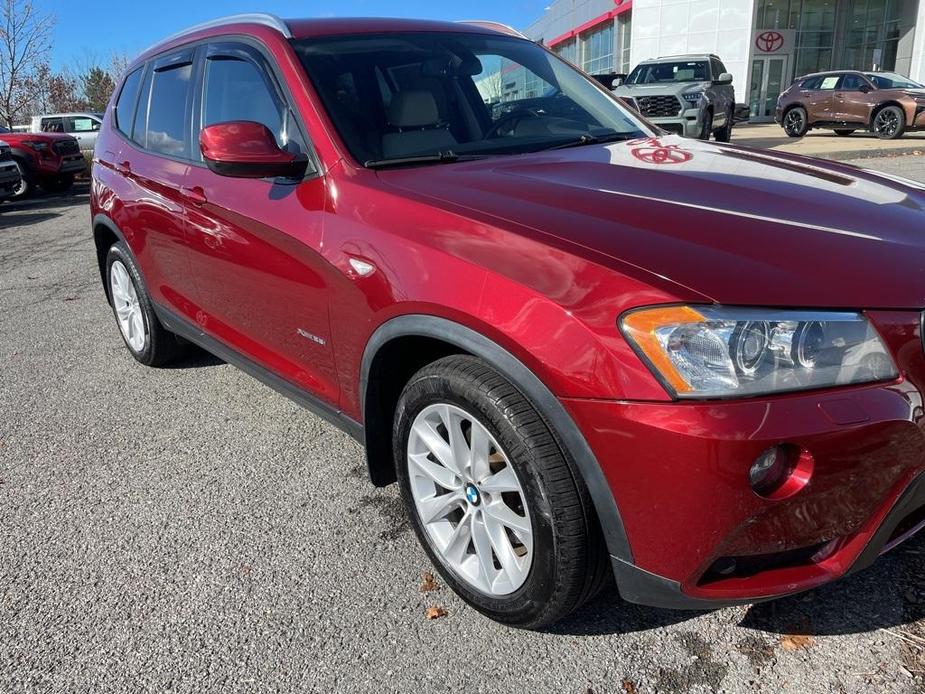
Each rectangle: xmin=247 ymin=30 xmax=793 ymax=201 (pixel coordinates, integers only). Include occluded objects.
xmin=153 ymin=303 xmax=364 ymax=442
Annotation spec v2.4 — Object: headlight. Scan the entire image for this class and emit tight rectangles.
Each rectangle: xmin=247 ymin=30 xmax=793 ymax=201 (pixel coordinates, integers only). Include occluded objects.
xmin=681 ymin=92 xmax=704 ymax=106
xmin=620 ymin=306 xmax=897 ymax=398
xmin=22 ymin=141 xmax=49 ymax=152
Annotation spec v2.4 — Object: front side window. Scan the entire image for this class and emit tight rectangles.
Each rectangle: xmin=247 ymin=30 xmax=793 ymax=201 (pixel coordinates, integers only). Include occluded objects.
xmin=72 ymin=117 xmax=101 ymax=132
xmin=625 ymin=61 xmax=710 ymax=85
xmin=141 ymin=58 xmax=193 ymax=157
xmin=294 ymin=32 xmax=646 ymax=166
xmin=202 ymin=55 xmax=288 ymax=147
xmin=865 ymin=72 xmax=922 ymax=89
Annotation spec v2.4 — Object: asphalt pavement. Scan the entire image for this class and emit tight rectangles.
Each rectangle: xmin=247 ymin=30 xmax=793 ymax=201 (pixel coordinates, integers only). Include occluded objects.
xmin=1 ymin=157 xmax=924 ymax=693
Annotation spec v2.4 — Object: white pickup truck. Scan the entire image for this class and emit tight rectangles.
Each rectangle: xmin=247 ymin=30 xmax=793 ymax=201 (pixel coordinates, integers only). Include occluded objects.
xmin=30 ymin=112 xmax=104 ymax=151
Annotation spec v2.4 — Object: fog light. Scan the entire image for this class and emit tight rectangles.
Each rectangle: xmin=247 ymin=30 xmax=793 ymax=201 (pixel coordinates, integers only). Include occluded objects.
xmin=749 ymin=444 xmax=813 ymax=499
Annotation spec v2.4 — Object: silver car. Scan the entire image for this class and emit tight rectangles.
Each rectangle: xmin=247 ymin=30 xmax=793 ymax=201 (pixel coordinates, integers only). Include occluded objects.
xmin=30 ymin=112 xmax=104 ymax=151
xmin=613 ymin=54 xmax=736 ymax=141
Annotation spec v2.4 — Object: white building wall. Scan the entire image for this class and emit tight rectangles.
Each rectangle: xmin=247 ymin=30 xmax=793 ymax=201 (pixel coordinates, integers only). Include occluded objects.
xmin=628 ymin=0 xmax=756 ymax=102
xmin=911 ymin=1 xmax=925 ymax=82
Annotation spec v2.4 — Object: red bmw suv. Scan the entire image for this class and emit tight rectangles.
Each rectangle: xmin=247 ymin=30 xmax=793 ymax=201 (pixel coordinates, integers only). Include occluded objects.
xmin=91 ymin=14 xmax=925 ymax=628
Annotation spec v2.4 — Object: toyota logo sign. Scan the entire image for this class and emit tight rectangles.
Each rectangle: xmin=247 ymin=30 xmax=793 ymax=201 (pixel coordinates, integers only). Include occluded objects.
xmin=755 ymin=31 xmax=785 ymax=52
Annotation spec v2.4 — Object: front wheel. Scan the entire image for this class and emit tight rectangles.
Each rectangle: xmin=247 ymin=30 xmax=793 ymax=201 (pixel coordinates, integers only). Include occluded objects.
xmin=873 ymin=106 xmax=905 ymax=140
xmin=10 ymin=160 xmax=34 ymax=200
xmin=698 ymin=109 xmax=713 ymax=140
xmin=714 ymin=108 xmax=734 ymax=143
xmin=783 ymin=107 xmax=809 ymax=137
xmin=394 ymin=355 xmax=609 ymax=629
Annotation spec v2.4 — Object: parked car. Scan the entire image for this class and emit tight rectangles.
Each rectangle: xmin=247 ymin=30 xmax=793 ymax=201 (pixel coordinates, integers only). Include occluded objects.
xmin=0 ymin=126 xmax=85 ymax=199
xmin=0 ymin=140 xmax=22 ymax=202
xmin=31 ymin=112 xmax=105 ymax=151
xmin=777 ymin=71 xmax=925 ymax=139
xmin=612 ymin=54 xmax=736 ymax=141
xmin=92 ymin=14 xmax=925 ymax=629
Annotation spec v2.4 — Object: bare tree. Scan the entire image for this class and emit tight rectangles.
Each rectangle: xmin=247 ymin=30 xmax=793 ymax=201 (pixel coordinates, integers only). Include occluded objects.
xmin=0 ymin=0 xmax=54 ymax=127
xmin=108 ymin=50 xmax=131 ymax=81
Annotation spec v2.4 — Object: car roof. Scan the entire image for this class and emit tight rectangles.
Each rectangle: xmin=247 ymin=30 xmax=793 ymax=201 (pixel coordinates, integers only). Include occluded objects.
xmin=37 ymin=112 xmax=104 ymax=118
xmin=640 ymin=54 xmax=718 ymax=63
xmin=138 ymin=13 xmax=521 ymax=64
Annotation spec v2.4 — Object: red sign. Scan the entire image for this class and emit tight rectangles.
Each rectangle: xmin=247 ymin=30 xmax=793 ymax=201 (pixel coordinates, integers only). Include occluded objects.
xmin=755 ymin=31 xmax=785 ymax=53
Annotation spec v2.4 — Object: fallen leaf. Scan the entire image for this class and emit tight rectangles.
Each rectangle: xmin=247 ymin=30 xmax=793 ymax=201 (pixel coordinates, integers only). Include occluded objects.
xmin=780 ymin=634 xmax=815 ymax=652
xmin=424 ymin=606 xmax=447 ymax=620
xmin=622 ymin=679 xmax=638 ymax=694
xmin=419 ymin=571 xmax=439 ymax=592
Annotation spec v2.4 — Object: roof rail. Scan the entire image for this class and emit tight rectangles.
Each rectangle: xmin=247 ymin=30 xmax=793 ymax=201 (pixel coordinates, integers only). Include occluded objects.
xmin=141 ymin=13 xmax=291 ymax=56
xmin=457 ymin=20 xmax=528 ymax=39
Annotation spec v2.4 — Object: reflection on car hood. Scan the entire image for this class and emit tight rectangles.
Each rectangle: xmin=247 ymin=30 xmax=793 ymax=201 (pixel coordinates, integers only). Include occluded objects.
xmin=378 ymin=136 xmax=925 ymax=309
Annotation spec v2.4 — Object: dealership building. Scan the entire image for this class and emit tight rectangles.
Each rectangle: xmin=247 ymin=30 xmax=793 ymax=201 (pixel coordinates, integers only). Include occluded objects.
xmin=523 ymin=0 xmax=925 ymax=121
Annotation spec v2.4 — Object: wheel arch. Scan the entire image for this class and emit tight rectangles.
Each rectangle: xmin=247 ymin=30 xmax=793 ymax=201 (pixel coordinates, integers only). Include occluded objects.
xmin=92 ymin=213 xmax=141 ymax=304
xmin=360 ymin=314 xmax=634 ymax=564
xmin=869 ymin=100 xmax=906 ymax=128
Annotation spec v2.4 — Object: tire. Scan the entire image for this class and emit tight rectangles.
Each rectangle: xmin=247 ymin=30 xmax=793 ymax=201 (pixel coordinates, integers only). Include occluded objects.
xmin=394 ymin=355 xmax=609 ymax=629
xmin=698 ymin=109 xmax=713 ymax=140
xmin=41 ymin=173 xmax=74 ymax=193
xmin=10 ymin=159 xmax=34 ymax=200
xmin=714 ymin=107 xmax=733 ymax=143
xmin=783 ymin=106 xmax=809 ymax=138
xmin=872 ymin=105 xmax=905 ymax=140
xmin=834 ymin=129 xmax=854 ymax=137
xmin=105 ymin=242 xmax=185 ymax=367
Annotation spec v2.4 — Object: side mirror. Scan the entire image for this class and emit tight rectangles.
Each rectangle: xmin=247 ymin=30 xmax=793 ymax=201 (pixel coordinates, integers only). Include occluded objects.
xmin=200 ymin=121 xmax=307 ymax=179
xmin=859 ymin=84 xmax=872 ymax=93
xmin=716 ymin=72 xmax=733 ymax=85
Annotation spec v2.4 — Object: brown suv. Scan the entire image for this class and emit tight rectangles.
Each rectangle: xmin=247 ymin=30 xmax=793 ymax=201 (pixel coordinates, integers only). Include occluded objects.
xmin=776 ymin=71 xmax=925 ymax=140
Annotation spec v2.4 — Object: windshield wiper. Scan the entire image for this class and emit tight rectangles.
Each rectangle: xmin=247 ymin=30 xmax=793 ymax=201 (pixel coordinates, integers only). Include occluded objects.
xmin=540 ymin=132 xmax=635 ymax=151
xmin=364 ymin=151 xmax=489 ymax=169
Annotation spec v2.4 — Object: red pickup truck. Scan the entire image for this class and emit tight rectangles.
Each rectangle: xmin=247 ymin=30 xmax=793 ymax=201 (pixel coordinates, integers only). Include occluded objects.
xmin=0 ymin=126 xmax=86 ymax=199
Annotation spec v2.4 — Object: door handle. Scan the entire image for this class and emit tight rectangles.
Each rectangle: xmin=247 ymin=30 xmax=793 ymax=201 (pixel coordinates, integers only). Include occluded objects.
xmin=114 ymin=160 xmax=131 ymax=176
xmin=180 ymin=185 xmax=207 ymax=206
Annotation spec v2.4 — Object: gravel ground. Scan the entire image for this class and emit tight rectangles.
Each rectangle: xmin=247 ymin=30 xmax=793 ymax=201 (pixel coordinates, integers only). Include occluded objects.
xmin=1 ymin=157 xmax=924 ymax=694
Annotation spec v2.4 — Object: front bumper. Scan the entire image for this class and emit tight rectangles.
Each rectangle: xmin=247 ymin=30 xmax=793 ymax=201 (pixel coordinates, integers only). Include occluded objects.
xmin=649 ymin=107 xmax=703 ymax=138
xmin=35 ymin=153 xmax=86 ymax=177
xmin=565 ymin=310 xmax=925 ymax=608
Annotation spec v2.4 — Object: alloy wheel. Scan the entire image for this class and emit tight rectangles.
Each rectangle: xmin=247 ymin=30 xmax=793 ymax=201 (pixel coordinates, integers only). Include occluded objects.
xmin=109 ymin=260 xmax=146 ymax=352
xmin=407 ymin=403 xmax=533 ymax=596
xmin=784 ymin=109 xmax=805 ymax=136
xmin=874 ymin=108 xmax=900 ymax=138
xmin=12 ymin=160 xmax=27 ymax=198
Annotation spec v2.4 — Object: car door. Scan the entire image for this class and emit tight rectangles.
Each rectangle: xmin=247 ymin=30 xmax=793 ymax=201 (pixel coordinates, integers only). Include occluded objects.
xmin=112 ymin=51 xmax=199 ymax=320
xmin=182 ymin=40 xmax=339 ymax=404
xmin=69 ymin=115 xmax=102 ymax=151
xmin=802 ymin=74 xmax=840 ymax=123
xmin=832 ymin=73 xmax=875 ymax=125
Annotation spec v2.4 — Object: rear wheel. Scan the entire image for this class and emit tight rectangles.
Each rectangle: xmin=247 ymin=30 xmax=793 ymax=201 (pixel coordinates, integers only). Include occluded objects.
xmin=10 ymin=160 xmax=33 ymax=200
xmin=106 ymin=242 xmax=185 ymax=367
xmin=873 ymin=105 xmax=905 ymax=140
xmin=783 ymin=107 xmax=809 ymax=137
xmin=394 ymin=355 xmax=609 ymax=629
xmin=834 ymin=129 xmax=855 ymax=137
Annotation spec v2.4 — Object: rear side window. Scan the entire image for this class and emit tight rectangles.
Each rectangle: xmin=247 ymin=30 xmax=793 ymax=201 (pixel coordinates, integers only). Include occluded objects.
xmin=801 ymin=76 xmax=823 ymax=90
xmin=139 ymin=56 xmax=194 ymax=158
xmin=41 ymin=117 xmax=66 ymax=133
xmin=114 ymin=68 xmax=143 ymax=135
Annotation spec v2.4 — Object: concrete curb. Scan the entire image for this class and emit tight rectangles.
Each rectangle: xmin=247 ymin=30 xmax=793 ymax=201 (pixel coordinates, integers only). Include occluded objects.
xmin=821 ymin=146 xmax=925 ymax=161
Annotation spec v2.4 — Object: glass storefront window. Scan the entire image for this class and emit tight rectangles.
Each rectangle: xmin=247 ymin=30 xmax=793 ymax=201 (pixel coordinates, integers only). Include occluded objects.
xmin=554 ymin=39 xmax=578 ymax=66
xmin=581 ymin=22 xmax=614 ymax=75
xmin=618 ymin=13 xmax=632 ymax=73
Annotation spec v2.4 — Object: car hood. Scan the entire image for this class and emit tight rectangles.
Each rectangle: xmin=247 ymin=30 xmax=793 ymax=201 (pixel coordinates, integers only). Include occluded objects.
xmin=378 ymin=136 xmax=925 ymax=309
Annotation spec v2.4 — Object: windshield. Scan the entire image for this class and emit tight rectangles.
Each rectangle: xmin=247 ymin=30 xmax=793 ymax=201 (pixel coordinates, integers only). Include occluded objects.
xmin=865 ymin=72 xmax=922 ymax=89
xmin=625 ymin=60 xmax=710 ymax=85
xmin=293 ymin=32 xmax=647 ymax=166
